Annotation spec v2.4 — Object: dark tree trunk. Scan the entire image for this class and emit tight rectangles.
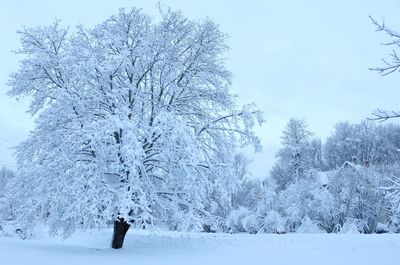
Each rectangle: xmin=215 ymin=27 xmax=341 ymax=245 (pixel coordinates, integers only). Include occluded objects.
xmin=111 ymin=218 xmax=131 ymax=249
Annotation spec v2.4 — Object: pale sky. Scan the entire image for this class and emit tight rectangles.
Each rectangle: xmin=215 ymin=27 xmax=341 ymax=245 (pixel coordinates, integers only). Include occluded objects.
xmin=1 ymin=0 xmax=400 ymax=177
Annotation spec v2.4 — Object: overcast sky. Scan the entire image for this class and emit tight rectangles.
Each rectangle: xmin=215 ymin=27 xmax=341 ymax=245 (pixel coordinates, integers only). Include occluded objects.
xmin=1 ymin=0 xmax=400 ymax=177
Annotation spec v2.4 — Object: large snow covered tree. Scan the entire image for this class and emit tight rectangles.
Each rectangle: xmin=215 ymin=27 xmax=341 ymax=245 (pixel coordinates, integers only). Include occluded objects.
xmin=7 ymin=8 xmax=263 ymax=248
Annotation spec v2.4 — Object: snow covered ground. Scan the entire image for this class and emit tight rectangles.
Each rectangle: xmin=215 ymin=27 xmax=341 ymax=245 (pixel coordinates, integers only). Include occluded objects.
xmin=1 ymin=229 xmax=400 ymax=265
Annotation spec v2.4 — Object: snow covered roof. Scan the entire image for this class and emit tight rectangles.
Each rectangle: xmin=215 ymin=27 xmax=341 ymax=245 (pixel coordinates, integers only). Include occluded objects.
xmin=340 ymin=161 xmax=364 ymax=172
xmin=309 ymin=169 xmax=333 ymax=187
xmin=317 ymin=172 xmax=329 ymax=187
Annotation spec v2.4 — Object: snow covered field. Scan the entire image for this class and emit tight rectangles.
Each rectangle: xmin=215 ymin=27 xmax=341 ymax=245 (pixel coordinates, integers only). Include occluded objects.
xmin=1 ymin=230 xmax=399 ymax=265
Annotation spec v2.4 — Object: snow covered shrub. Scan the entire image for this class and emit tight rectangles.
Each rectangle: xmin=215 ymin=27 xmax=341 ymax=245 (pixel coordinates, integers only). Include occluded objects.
xmin=161 ymin=206 xmax=204 ymax=232
xmin=388 ymin=212 xmax=400 ymax=233
xmin=259 ymin=210 xmax=286 ymax=234
xmin=226 ymin=207 xmax=252 ymax=233
xmin=296 ymin=216 xmax=325 ymax=234
xmin=328 ymin=164 xmax=388 ymax=233
xmin=204 ymin=216 xmax=227 ymax=233
xmin=242 ymin=213 xmax=263 ymax=234
xmin=378 ymin=163 xmax=400 ymax=232
xmin=338 ymin=219 xmax=368 ymax=234
xmin=271 ymin=173 xmax=336 ymax=232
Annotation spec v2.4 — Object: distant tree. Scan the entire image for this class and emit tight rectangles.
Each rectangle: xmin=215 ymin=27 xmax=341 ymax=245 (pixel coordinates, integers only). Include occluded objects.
xmin=0 ymin=167 xmax=15 ymax=223
xmin=270 ymin=118 xmax=313 ymax=190
xmin=324 ymin=122 xmax=358 ymax=169
xmin=7 ymin=8 xmax=262 ymax=248
xmin=308 ymin=138 xmax=325 ymax=170
xmin=0 ymin=166 xmax=14 ymax=196
xmin=270 ymin=164 xmax=290 ymax=192
xmin=373 ymin=124 xmax=400 ymax=164
xmin=324 ymin=121 xmax=400 ymax=169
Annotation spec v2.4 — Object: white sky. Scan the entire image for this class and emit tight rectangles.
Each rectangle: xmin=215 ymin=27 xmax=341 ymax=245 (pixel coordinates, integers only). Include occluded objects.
xmin=1 ymin=0 xmax=400 ymax=177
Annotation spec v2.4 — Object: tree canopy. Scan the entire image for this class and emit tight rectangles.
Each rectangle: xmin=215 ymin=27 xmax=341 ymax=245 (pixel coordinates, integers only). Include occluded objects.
xmin=7 ymin=8 xmax=263 ymax=239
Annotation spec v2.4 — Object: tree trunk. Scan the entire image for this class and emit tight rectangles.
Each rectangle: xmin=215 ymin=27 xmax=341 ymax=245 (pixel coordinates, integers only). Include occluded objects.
xmin=111 ymin=217 xmax=131 ymax=249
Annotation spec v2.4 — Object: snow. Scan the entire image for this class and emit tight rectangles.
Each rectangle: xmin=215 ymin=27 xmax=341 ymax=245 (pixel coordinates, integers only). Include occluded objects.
xmin=341 ymin=161 xmax=361 ymax=171
xmin=317 ymin=171 xmax=329 ymax=186
xmin=1 ymin=230 xmax=400 ymax=265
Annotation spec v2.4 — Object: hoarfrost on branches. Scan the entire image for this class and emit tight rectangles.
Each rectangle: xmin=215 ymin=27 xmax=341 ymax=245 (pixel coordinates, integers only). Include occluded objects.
xmin=7 ymin=8 xmax=263 ymax=237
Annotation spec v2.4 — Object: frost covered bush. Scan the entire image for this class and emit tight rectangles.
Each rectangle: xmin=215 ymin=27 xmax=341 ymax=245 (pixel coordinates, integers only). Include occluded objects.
xmin=328 ymin=164 xmax=389 ymax=233
xmin=378 ymin=163 xmax=400 ymax=232
xmin=296 ymin=216 xmax=325 ymax=234
xmin=338 ymin=219 xmax=367 ymax=234
xmin=259 ymin=210 xmax=286 ymax=234
xmin=225 ymin=207 xmax=263 ymax=234
xmin=269 ymin=175 xmax=335 ymax=233
xmin=226 ymin=208 xmax=284 ymax=234
xmin=225 ymin=207 xmax=252 ymax=233
xmin=242 ymin=213 xmax=263 ymax=234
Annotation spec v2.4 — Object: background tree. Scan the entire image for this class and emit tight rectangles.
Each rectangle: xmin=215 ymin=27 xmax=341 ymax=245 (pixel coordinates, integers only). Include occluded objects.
xmin=7 ymin=8 xmax=263 ymax=248
xmin=271 ymin=118 xmax=313 ymax=190
xmin=308 ymin=138 xmax=325 ymax=170
xmin=0 ymin=166 xmax=14 ymax=196
xmin=0 ymin=167 xmax=15 ymax=222
xmin=325 ymin=121 xmax=400 ymax=169
xmin=324 ymin=122 xmax=358 ymax=169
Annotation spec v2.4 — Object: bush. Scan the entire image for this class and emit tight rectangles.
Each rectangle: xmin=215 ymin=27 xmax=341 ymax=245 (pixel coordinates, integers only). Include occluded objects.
xmin=225 ymin=207 xmax=251 ymax=233
xmin=338 ymin=219 xmax=367 ymax=234
xmin=296 ymin=216 xmax=325 ymax=233
xmin=242 ymin=213 xmax=263 ymax=234
xmin=260 ymin=210 xmax=286 ymax=234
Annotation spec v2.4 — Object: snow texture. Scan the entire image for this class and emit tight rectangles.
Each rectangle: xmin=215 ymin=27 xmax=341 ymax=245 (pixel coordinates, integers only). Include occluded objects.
xmin=1 ymin=230 xmax=399 ymax=265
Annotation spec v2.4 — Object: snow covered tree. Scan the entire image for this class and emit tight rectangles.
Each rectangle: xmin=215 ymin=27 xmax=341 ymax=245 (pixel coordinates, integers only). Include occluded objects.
xmin=0 ymin=167 xmax=14 ymax=196
xmin=369 ymin=15 xmax=400 ymax=224
xmin=0 ymin=167 xmax=15 ymax=222
xmin=373 ymin=124 xmax=400 ymax=165
xmin=324 ymin=121 xmax=400 ymax=169
xmin=324 ymin=122 xmax=358 ymax=169
xmin=7 ymin=8 xmax=263 ymax=248
xmin=271 ymin=118 xmax=313 ymax=190
xmin=308 ymin=138 xmax=325 ymax=170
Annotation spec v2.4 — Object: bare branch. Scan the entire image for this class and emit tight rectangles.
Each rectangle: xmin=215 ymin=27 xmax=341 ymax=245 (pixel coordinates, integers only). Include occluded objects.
xmin=368 ymin=109 xmax=400 ymax=122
